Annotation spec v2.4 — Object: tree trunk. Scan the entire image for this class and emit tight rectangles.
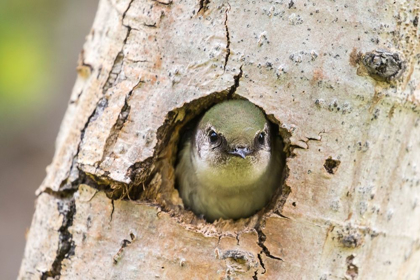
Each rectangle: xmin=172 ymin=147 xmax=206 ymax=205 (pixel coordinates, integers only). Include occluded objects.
xmin=20 ymin=0 xmax=420 ymax=279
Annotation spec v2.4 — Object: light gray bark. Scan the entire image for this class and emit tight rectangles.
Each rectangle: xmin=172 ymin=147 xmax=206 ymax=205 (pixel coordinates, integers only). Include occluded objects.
xmin=20 ymin=0 xmax=420 ymax=279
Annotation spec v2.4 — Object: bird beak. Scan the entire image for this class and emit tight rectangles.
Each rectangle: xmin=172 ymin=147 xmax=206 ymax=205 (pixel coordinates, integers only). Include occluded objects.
xmin=228 ymin=148 xmax=251 ymax=159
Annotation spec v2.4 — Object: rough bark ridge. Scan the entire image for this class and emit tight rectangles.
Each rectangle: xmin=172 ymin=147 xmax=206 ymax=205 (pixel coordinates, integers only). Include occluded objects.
xmin=20 ymin=0 xmax=420 ymax=279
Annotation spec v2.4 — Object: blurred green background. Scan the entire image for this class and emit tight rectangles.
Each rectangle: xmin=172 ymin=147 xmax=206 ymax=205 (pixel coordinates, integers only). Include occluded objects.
xmin=0 ymin=0 xmax=98 ymax=278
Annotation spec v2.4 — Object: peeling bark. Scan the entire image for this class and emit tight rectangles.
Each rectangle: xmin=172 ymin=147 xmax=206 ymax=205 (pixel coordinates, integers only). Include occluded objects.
xmin=20 ymin=0 xmax=420 ymax=279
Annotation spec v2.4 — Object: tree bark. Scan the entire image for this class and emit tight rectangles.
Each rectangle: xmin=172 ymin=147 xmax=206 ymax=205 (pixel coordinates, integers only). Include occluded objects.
xmin=20 ymin=0 xmax=420 ymax=279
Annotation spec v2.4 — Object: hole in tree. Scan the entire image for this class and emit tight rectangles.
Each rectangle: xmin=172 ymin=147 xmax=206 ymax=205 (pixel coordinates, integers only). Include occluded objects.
xmin=123 ymin=93 xmax=289 ymax=226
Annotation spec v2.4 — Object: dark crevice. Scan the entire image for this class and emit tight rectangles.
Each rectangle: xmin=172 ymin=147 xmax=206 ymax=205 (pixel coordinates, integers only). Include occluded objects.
xmin=55 ymin=152 xmax=102 ymax=195
xmin=103 ymin=51 xmax=125 ymax=92
xmin=80 ymin=62 xmax=93 ymax=73
xmin=305 ymin=135 xmax=323 ymax=145
xmin=56 ymin=158 xmax=88 ymax=195
xmin=64 ymin=96 xmax=109 ymax=196
xmin=126 ymin=58 xmax=147 ymax=64
xmin=110 ymin=199 xmax=115 ymax=222
xmin=256 ymin=228 xmax=283 ymax=262
xmin=223 ymin=4 xmax=231 ymax=71
xmin=197 ymin=0 xmax=210 ymax=14
xmin=41 ymin=170 xmax=112 ymax=278
xmin=257 ymin=253 xmax=266 ymax=274
xmin=125 ymin=159 xmax=154 ymax=199
xmin=101 ymin=91 xmax=133 ymax=162
xmin=152 ymin=0 xmax=173 ymax=5
xmin=41 ymin=198 xmax=76 ymax=280
xmin=42 ymin=187 xmax=78 ymax=199
xmin=144 ymin=22 xmax=157 ymax=28
xmin=63 ymin=47 xmax=126 ymax=194
xmin=94 ymin=3 xmax=132 ymax=167
xmin=227 ymin=66 xmax=243 ymax=99
xmin=122 ymin=0 xmax=135 ymax=21
xmin=77 ymin=49 xmax=125 ymax=153
xmin=274 ymin=210 xmax=290 ymax=219
xmin=90 ymin=97 xmax=109 ymax=122
xmin=123 ymin=25 xmax=132 ymax=44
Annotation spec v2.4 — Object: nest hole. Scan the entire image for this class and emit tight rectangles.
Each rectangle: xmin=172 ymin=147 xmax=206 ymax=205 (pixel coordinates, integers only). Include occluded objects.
xmin=125 ymin=93 xmax=290 ymax=225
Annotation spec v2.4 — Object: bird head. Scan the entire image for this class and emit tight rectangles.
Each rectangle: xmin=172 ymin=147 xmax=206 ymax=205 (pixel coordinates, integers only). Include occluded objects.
xmin=192 ymin=100 xmax=273 ymax=189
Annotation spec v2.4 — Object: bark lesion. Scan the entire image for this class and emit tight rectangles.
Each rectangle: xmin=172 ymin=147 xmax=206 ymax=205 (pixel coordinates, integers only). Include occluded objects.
xmin=113 ymin=232 xmax=136 ymax=264
xmin=223 ymin=3 xmax=231 ymax=71
xmin=252 ymin=228 xmax=284 ymax=277
xmin=40 ymin=199 xmax=76 ymax=280
xmin=152 ymin=0 xmax=173 ymax=6
xmin=38 ymin=170 xmax=103 ymax=278
xmin=256 ymin=228 xmax=283 ymax=262
xmin=227 ymin=66 xmax=243 ymax=99
xmin=103 ymin=51 xmax=125 ymax=92
xmin=346 ymin=255 xmax=359 ymax=280
xmin=101 ymin=91 xmax=132 ymax=162
xmin=257 ymin=253 xmax=266 ymax=275
xmin=324 ymin=157 xmax=341 ymax=174
xmin=197 ymin=0 xmax=210 ymax=15
xmin=121 ymin=0 xmax=135 ymax=21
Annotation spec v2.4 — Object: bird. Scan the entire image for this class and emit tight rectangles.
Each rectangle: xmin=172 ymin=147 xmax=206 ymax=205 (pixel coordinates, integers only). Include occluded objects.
xmin=175 ymin=99 xmax=284 ymax=222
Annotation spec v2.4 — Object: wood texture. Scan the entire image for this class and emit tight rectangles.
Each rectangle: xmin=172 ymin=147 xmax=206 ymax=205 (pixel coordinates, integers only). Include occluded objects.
xmin=20 ymin=0 xmax=420 ymax=279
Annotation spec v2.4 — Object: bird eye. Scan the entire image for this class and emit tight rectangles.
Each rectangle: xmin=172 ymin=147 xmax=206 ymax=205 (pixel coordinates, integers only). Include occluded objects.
xmin=208 ymin=130 xmax=220 ymax=144
xmin=257 ymin=132 xmax=265 ymax=145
